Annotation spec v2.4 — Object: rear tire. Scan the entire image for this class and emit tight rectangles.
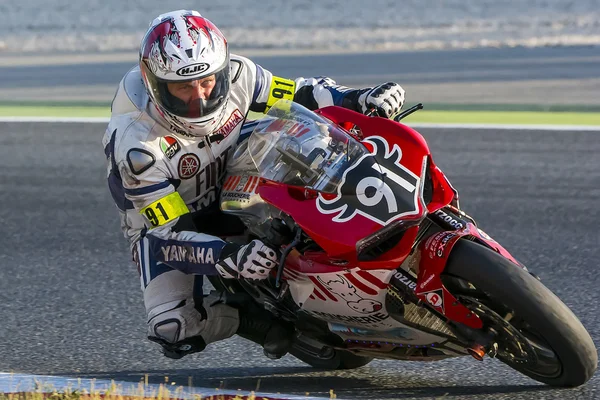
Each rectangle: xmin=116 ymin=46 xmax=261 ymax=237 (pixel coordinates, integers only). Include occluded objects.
xmin=444 ymin=239 xmax=597 ymax=387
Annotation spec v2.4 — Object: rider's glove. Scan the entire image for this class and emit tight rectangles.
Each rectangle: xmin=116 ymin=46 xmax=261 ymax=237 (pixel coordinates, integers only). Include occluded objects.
xmin=357 ymin=82 xmax=405 ymax=118
xmin=215 ymin=240 xmax=279 ymax=281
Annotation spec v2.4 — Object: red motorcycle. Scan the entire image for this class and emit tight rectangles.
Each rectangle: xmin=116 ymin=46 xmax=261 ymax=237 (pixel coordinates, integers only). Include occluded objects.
xmin=213 ymin=100 xmax=597 ymax=387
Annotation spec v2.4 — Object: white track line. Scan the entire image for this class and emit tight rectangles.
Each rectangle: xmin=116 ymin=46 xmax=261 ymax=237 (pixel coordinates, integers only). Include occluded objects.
xmin=0 ymin=116 xmax=599 ymax=131
xmin=0 ymin=372 xmax=329 ymax=399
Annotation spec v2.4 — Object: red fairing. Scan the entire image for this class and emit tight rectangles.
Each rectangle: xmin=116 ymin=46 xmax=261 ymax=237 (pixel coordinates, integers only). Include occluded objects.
xmin=415 ymin=219 xmax=524 ymax=329
xmin=257 ymin=107 xmax=439 ymax=261
xmin=258 ymin=180 xmax=380 ymax=260
xmin=426 ymin=162 xmax=458 ymax=213
xmin=256 ymin=105 xmax=513 ymax=330
xmin=465 ymin=221 xmax=524 ymax=267
xmin=316 ymin=107 xmax=456 ymax=212
xmin=316 ymin=106 xmax=431 ymax=157
xmin=417 ymin=230 xmax=484 ymax=329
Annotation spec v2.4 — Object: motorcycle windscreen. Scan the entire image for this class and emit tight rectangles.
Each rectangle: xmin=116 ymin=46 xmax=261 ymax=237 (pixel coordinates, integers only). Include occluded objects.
xmin=247 ymin=99 xmax=385 ymax=197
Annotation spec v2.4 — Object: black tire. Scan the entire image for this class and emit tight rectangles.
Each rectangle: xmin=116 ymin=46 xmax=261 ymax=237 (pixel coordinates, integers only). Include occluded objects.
xmin=444 ymin=239 xmax=597 ymax=387
xmin=290 ymin=342 xmax=373 ymax=370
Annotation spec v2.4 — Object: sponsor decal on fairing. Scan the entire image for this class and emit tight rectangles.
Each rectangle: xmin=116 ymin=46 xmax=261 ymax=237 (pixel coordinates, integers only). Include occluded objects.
xmin=317 ymin=275 xmax=383 ymax=314
xmin=392 ymin=269 xmax=417 ymax=291
xmin=477 ymin=228 xmax=493 ymax=240
xmin=433 ymin=209 xmax=464 ymax=229
xmin=221 ymin=175 xmax=260 ymax=202
xmin=316 ymin=136 xmax=421 ymax=226
xmin=425 ymin=290 xmax=444 ymax=309
xmin=424 ymin=231 xmax=458 ymax=259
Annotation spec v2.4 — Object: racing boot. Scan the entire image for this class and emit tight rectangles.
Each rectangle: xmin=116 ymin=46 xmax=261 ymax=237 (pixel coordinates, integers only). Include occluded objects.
xmin=237 ymin=310 xmax=296 ymax=359
xmin=225 ymin=293 xmax=295 ymax=359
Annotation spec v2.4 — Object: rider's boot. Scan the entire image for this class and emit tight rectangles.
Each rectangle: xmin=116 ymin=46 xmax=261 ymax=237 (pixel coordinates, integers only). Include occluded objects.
xmin=226 ymin=293 xmax=295 ymax=359
xmin=236 ymin=310 xmax=295 ymax=359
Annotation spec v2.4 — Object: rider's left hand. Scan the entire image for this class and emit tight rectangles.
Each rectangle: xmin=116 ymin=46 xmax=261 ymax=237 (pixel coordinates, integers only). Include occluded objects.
xmin=215 ymin=239 xmax=278 ymax=280
xmin=358 ymin=82 xmax=405 ymax=118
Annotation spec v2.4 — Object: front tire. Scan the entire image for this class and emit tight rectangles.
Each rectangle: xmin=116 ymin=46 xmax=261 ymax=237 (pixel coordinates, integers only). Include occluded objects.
xmin=443 ymin=239 xmax=597 ymax=387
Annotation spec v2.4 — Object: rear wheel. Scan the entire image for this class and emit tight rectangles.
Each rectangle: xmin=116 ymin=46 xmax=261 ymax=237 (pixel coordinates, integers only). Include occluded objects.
xmin=443 ymin=239 xmax=597 ymax=387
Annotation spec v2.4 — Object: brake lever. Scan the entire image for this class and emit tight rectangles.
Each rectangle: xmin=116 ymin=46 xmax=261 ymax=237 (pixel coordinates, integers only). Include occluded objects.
xmin=393 ymin=103 xmax=424 ymax=122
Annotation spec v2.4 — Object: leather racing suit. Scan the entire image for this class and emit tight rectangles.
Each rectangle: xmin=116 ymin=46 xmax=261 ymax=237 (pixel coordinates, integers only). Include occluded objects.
xmin=102 ymin=53 xmax=374 ymax=352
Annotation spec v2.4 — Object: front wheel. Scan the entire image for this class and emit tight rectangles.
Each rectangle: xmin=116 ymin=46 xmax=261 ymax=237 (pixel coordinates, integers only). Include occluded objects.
xmin=443 ymin=239 xmax=597 ymax=387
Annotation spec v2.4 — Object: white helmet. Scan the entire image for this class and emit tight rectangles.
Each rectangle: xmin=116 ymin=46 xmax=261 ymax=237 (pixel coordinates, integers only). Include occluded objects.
xmin=139 ymin=10 xmax=230 ymax=137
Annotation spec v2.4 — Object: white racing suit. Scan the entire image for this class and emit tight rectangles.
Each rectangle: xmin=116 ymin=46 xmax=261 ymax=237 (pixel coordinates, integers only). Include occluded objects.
xmin=102 ymin=54 xmax=372 ymax=353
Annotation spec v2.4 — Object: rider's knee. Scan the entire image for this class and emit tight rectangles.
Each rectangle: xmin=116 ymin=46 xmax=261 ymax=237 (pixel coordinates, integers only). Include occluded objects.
xmin=147 ymin=299 xmax=200 ymax=344
xmin=147 ymin=292 xmax=240 ymax=347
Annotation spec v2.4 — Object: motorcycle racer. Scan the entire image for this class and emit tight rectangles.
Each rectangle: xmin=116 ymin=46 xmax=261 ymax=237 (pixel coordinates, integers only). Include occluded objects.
xmin=102 ymin=9 xmax=406 ymax=360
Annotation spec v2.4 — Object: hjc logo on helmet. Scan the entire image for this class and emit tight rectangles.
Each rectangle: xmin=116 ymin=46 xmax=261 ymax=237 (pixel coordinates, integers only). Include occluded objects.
xmin=176 ymin=63 xmax=210 ymax=77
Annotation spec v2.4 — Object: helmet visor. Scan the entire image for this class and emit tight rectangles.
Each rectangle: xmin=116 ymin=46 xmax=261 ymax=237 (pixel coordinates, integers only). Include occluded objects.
xmin=143 ymin=63 xmax=230 ymax=119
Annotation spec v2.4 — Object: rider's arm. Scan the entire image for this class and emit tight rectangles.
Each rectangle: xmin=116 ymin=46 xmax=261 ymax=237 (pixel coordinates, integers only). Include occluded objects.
xmin=106 ymin=128 xmax=234 ymax=276
xmin=232 ymin=54 xmax=379 ymax=113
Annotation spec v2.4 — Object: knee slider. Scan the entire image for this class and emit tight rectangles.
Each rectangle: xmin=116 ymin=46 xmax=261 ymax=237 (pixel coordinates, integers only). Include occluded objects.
xmin=152 ymin=317 xmax=182 ymax=344
xmin=148 ymin=301 xmax=190 ymax=343
xmin=148 ymin=300 xmax=201 ymax=344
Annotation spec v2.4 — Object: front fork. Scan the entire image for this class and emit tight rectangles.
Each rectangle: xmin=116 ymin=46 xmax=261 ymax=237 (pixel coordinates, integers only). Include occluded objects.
xmin=412 ymin=205 xmax=538 ymax=359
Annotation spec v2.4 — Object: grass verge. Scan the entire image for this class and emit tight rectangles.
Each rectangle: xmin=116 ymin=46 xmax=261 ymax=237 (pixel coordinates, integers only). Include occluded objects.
xmin=1 ymin=105 xmax=599 ymax=126
xmin=0 ymin=106 xmax=110 ymax=118
xmin=402 ymin=110 xmax=600 ymax=125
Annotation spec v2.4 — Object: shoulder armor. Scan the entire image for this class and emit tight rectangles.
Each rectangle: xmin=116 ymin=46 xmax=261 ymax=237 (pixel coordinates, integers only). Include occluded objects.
xmin=111 ymin=66 xmax=149 ymax=115
xmin=126 ymin=148 xmax=155 ymax=175
xmin=230 ymin=58 xmax=243 ymax=83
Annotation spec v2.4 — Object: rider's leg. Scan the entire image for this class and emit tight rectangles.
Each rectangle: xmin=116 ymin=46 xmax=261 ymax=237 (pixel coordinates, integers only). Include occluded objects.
xmin=135 ymin=237 xmax=294 ymax=359
xmin=136 ymin=237 xmax=239 ymax=359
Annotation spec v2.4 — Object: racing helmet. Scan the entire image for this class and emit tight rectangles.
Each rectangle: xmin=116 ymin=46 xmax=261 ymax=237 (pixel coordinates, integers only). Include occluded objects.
xmin=139 ymin=10 xmax=230 ymax=137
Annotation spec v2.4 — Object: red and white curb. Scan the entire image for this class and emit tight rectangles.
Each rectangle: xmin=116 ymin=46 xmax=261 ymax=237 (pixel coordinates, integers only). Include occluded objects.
xmin=0 ymin=372 xmax=331 ymax=400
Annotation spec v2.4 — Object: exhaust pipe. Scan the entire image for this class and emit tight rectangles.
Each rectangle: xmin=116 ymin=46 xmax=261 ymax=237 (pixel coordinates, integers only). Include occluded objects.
xmin=468 ymin=342 xmax=498 ymax=361
xmin=468 ymin=343 xmax=486 ymax=361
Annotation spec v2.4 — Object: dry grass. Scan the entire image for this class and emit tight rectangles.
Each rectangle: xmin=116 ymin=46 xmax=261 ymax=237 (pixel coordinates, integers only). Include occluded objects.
xmin=0 ymin=381 xmax=267 ymax=400
xmin=0 ymin=383 xmax=339 ymax=400
xmin=0 ymin=376 xmax=339 ymax=400
xmin=0 ymin=390 xmax=262 ymax=400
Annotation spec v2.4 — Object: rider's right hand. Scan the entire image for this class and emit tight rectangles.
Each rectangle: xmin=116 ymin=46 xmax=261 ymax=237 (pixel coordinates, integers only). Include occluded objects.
xmin=215 ymin=240 xmax=279 ymax=280
xmin=358 ymin=82 xmax=405 ymax=118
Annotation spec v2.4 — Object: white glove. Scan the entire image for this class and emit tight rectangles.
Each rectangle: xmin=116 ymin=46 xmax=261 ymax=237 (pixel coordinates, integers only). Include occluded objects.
xmin=215 ymin=239 xmax=279 ymax=280
xmin=358 ymin=82 xmax=405 ymax=118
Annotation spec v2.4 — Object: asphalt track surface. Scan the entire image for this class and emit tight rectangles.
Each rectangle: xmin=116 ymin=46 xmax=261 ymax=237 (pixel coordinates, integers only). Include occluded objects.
xmin=1 ymin=46 xmax=600 ymax=106
xmin=0 ymin=122 xmax=599 ymax=399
